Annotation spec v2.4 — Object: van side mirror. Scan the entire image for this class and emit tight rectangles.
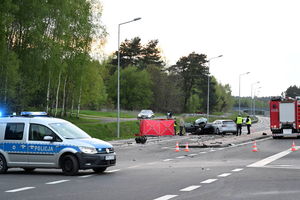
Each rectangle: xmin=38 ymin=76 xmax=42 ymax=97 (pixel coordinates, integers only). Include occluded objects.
xmin=43 ymin=136 xmax=54 ymax=141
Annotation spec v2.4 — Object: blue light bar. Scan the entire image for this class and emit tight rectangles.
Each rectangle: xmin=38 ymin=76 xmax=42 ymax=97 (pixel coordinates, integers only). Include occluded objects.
xmin=20 ymin=112 xmax=48 ymax=116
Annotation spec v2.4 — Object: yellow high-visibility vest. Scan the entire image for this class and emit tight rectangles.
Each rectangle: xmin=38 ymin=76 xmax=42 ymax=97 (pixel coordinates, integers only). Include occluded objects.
xmin=246 ymin=118 xmax=252 ymax=125
xmin=236 ymin=117 xmax=243 ymax=124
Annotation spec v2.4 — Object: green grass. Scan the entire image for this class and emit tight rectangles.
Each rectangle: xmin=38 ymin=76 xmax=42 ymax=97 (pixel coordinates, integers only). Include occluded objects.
xmin=66 ymin=117 xmax=139 ymax=141
xmin=79 ymin=110 xmax=137 ymax=118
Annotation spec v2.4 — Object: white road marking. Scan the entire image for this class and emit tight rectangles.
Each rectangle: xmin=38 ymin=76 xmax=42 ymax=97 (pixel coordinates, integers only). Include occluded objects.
xmin=46 ymin=180 xmax=70 ymax=185
xmin=210 ymin=149 xmax=216 ymax=152
xmin=176 ymin=156 xmax=185 ymax=159
xmin=106 ymin=169 xmax=120 ymax=173
xmin=200 ymin=152 xmax=207 ymax=154
xmin=247 ymin=148 xmax=293 ymax=168
xmin=147 ymin=162 xmax=157 ymax=165
xmin=153 ymin=195 xmax=178 ymax=200
xmin=201 ymin=179 xmax=218 ymax=184
xmin=128 ymin=165 xmax=140 ymax=169
xmin=188 ymin=154 xmax=198 ymax=156
xmin=79 ymin=174 xmax=94 ymax=178
xmin=6 ymin=187 xmax=35 ymax=193
xmin=163 ymin=159 xmax=173 ymax=162
xmin=232 ymin=168 xmax=243 ymax=172
xmin=218 ymin=148 xmax=224 ymax=150
xmin=180 ymin=185 xmax=201 ymax=191
xmin=218 ymin=173 xmax=231 ymax=177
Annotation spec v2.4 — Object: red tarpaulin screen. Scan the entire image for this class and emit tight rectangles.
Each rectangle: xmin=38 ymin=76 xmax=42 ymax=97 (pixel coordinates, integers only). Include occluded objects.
xmin=138 ymin=119 xmax=175 ymax=136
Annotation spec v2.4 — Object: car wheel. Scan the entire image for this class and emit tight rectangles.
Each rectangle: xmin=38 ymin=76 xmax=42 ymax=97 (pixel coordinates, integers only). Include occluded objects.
xmin=215 ymin=128 xmax=220 ymax=135
xmin=0 ymin=154 xmax=8 ymax=174
xmin=61 ymin=155 xmax=79 ymax=176
xmin=93 ymin=167 xmax=107 ymax=173
xmin=23 ymin=168 xmax=35 ymax=172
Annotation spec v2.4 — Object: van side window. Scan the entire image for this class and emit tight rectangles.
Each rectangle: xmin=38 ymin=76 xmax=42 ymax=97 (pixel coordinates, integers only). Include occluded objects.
xmin=29 ymin=124 xmax=61 ymax=141
xmin=4 ymin=123 xmax=25 ymax=140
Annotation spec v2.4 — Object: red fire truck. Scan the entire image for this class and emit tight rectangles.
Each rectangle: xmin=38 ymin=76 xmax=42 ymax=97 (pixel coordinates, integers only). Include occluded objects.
xmin=270 ymin=97 xmax=300 ymax=139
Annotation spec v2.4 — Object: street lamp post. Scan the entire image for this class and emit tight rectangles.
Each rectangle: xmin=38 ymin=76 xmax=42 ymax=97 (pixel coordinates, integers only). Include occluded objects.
xmin=117 ymin=17 xmax=141 ymax=138
xmin=253 ymin=87 xmax=261 ymax=116
xmin=207 ymin=55 xmax=223 ymax=121
xmin=251 ymin=81 xmax=260 ymax=115
xmin=238 ymin=72 xmax=250 ymax=114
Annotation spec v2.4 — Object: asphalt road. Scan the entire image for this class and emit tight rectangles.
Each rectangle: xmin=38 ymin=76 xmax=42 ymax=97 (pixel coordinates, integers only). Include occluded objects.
xmin=1 ymin=117 xmax=300 ymax=200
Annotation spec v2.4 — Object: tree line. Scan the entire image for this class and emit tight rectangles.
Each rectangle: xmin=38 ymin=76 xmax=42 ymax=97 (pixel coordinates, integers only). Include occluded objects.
xmin=0 ymin=1 xmax=234 ymax=116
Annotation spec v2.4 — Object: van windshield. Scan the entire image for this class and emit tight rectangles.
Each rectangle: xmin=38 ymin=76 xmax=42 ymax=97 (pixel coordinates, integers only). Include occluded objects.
xmin=49 ymin=122 xmax=91 ymax=139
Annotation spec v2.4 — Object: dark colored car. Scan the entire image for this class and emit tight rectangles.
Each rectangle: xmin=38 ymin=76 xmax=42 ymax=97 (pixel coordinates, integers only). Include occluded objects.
xmin=184 ymin=117 xmax=215 ymax=134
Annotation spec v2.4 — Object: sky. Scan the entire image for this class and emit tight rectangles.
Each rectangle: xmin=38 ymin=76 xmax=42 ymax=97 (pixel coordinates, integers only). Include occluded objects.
xmin=100 ymin=0 xmax=300 ymax=97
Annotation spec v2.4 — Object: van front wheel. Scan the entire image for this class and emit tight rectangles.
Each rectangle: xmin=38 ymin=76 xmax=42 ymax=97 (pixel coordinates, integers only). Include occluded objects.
xmin=61 ymin=155 xmax=79 ymax=176
xmin=0 ymin=154 xmax=8 ymax=174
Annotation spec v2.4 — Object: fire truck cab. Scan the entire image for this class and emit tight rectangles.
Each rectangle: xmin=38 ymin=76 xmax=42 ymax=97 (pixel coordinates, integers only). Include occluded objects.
xmin=270 ymin=96 xmax=300 ymax=139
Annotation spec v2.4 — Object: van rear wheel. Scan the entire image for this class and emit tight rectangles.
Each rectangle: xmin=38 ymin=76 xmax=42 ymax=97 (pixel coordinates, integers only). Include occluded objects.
xmin=0 ymin=154 xmax=8 ymax=174
xmin=61 ymin=155 xmax=79 ymax=176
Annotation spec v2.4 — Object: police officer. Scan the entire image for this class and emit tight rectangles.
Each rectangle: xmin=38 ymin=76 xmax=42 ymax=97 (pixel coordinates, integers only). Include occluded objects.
xmin=235 ymin=115 xmax=243 ymax=136
xmin=246 ymin=116 xmax=252 ymax=134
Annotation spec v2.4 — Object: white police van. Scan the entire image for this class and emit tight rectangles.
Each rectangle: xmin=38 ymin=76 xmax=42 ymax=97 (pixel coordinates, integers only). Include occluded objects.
xmin=0 ymin=112 xmax=116 ymax=175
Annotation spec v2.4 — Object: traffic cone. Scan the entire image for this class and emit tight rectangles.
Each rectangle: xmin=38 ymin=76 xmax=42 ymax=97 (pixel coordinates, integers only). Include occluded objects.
xmin=184 ymin=142 xmax=190 ymax=152
xmin=175 ymin=142 xmax=180 ymax=152
xmin=291 ymin=141 xmax=297 ymax=152
xmin=252 ymin=141 xmax=258 ymax=152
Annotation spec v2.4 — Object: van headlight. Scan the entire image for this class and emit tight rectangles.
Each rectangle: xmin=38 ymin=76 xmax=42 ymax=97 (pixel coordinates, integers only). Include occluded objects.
xmin=79 ymin=146 xmax=97 ymax=154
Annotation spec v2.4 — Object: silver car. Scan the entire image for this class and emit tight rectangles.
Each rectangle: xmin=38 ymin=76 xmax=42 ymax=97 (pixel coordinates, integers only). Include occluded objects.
xmin=137 ymin=110 xmax=154 ymax=119
xmin=213 ymin=120 xmax=237 ymax=135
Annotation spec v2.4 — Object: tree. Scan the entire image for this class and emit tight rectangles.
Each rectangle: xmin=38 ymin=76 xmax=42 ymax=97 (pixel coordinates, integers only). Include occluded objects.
xmin=285 ymin=85 xmax=300 ymax=98
xmin=169 ymin=52 xmax=208 ymax=111
xmin=146 ymin=65 xmax=183 ymax=113
xmin=111 ymin=37 xmax=164 ymax=71
xmin=107 ymin=66 xmax=153 ymax=110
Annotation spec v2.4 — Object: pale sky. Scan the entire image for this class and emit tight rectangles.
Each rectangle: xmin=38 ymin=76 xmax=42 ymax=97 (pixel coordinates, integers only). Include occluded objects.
xmin=100 ymin=0 xmax=300 ymax=97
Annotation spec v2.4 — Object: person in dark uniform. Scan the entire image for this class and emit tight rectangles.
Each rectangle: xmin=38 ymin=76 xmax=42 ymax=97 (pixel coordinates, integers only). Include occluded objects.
xmin=235 ymin=115 xmax=243 ymax=136
xmin=246 ymin=116 xmax=252 ymax=134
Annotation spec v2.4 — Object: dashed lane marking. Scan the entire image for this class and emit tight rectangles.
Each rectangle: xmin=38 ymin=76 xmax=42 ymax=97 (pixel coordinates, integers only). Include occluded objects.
xmin=180 ymin=185 xmax=201 ymax=192
xmin=176 ymin=156 xmax=185 ymax=159
xmin=200 ymin=152 xmax=207 ymax=154
xmin=201 ymin=179 xmax=218 ymax=184
xmin=106 ymin=169 xmax=120 ymax=173
xmin=128 ymin=165 xmax=140 ymax=169
xmin=232 ymin=168 xmax=243 ymax=172
xmin=46 ymin=180 xmax=70 ymax=185
xmin=6 ymin=187 xmax=35 ymax=193
xmin=153 ymin=195 xmax=178 ymax=200
xmin=218 ymin=173 xmax=231 ymax=177
xmin=163 ymin=159 xmax=173 ymax=162
xmin=188 ymin=154 xmax=198 ymax=156
xmin=79 ymin=174 xmax=94 ymax=178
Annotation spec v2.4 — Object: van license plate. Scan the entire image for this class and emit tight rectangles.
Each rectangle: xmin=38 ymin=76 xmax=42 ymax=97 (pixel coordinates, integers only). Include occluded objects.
xmin=105 ymin=155 xmax=115 ymax=160
xmin=283 ymin=129 xmax=292 ymax=134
